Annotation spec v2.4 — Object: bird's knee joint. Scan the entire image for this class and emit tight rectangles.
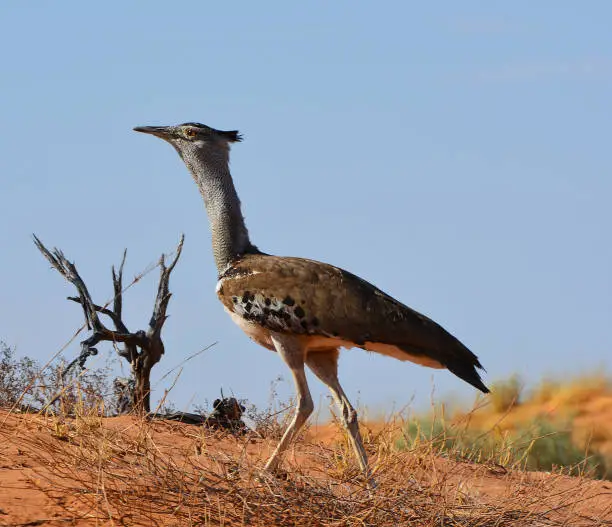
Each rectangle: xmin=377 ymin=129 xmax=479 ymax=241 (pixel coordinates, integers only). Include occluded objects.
xmin=341 ymin=407 xmax=358 ymax=427
xmin=298 ymin=396 xmax=314 ymax=417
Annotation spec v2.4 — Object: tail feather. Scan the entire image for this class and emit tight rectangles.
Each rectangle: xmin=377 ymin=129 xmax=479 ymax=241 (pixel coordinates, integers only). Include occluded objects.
xmin=396 ymin=337 xmax=490 ymax=393
xmin=445 ymin=358 xmax=489 ymax=393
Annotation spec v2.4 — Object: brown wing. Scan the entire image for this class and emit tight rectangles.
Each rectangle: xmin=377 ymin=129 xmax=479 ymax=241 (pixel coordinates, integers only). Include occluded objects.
xmin=217 ymin=253 xmax=488 ymax=393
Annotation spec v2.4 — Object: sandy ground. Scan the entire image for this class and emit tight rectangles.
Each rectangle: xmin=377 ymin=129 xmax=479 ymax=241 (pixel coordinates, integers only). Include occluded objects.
xmin=0 ymin=410 xmax=611 ymax=526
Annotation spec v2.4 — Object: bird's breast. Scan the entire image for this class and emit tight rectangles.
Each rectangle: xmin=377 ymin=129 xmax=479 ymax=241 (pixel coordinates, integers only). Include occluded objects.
xmin=222 ymin=305 xmax=276 ymax=350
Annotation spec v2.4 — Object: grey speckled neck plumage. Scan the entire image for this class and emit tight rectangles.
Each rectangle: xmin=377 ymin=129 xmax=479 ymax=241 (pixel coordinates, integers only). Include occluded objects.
xmin=180 ymin=144 xmax=257 ymax=275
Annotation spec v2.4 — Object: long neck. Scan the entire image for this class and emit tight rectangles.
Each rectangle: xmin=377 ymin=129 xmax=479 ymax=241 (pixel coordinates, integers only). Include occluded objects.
xmin=184 ymin=147 xmax=255 ymax=274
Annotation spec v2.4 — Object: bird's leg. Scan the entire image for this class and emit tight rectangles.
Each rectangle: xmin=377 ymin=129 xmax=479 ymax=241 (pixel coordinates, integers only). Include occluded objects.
xmin=264 ymin=333 xmax=314 ymax=473
xmin=305 ymin=350 xmax=372 ymax=482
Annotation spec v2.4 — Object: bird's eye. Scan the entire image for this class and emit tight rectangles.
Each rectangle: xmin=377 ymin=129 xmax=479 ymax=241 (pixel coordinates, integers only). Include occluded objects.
xmin=185 ymin=128 xmax=197 ymax=138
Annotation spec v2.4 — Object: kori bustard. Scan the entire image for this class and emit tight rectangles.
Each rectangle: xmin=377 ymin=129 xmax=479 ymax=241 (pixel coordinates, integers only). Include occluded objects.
xmin=134 ymin=122 xmax=489 ymax=479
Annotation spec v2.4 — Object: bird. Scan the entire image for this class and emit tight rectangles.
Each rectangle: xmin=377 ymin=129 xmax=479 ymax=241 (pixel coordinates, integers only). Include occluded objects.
xmin=134 ymin=122 xmax=489 ymax=480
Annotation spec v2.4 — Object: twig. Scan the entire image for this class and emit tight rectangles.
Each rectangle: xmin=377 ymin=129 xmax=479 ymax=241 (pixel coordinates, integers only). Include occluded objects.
xmin=154 ymin=342 xmax=217 ymax=387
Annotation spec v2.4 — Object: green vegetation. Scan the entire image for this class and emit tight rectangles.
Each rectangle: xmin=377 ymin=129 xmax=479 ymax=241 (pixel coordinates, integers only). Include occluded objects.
xmin=398 ymin=404 xmax=611 ymax=480
xmin=489 ymin=374 xmax=523 ymax=412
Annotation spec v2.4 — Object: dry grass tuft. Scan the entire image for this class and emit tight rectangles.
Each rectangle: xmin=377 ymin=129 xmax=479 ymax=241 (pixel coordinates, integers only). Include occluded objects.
xmin=1 ymin=407 xmax=611 ymax=526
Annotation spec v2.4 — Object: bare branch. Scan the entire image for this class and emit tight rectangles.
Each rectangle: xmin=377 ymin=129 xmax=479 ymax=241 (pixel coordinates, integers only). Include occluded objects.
xmin=33 ymin=235 xmax=104 ymax=333
xmin=149 ymin=234 xmax=184 ymax=336
xmin=66 ymin=251 xmax=138 ymax=365
xmin=109 ymin=249 xmax=139 ymax=363
xmin=164 ymin=233 xmax=185 ymax=275
xmin=67 ymin=296 xmax=123 ymax=328
xmin=112 ymin=249 xmax=127 ymax=323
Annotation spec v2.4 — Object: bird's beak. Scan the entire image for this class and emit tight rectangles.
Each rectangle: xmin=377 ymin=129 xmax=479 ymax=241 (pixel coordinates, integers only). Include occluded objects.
xmin=133 ymin=125 xmax=172 ymax=139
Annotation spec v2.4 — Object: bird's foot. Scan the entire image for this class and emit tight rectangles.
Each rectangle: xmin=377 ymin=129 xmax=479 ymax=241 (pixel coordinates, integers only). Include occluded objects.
xmin=366 ymin=477 xmax=378 ymax=496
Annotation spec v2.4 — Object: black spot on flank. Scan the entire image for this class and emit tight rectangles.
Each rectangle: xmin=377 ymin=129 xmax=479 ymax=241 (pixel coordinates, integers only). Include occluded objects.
xmin=283 ymin=296 xmax=295 ymax=306
xmin=270 ymin=309 xmax=290 ymax=321
xmin=300 ymin=320 xmax=309 ymax=330
xmin=294 ymin=305 xmax=305 ymax=319
xmin=242 ymin=291 xmax=251 ymax=303
xmin=311 ymin=317 xmax=320 ymax=327
xmin=244 ymin=302 xmax=252 ymax=313
xmin=264 ymin=297 xmax=271 ymax=306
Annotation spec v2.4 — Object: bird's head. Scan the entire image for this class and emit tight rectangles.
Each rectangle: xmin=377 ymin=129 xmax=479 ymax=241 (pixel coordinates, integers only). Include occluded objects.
xmin=134 ymin=122 xmax=242 ymax=162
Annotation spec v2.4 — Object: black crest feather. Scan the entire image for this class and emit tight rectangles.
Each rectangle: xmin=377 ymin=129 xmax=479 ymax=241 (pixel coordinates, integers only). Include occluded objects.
xmin=181 ymin=122 xmax=206 ymax=127
xmin=219 ymin=130 xmax=243 ymax=143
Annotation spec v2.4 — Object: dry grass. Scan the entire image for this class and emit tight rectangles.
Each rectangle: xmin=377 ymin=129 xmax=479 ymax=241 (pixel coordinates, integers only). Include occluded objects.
xmin=1 ymin=406 xmax=611 ymax=526
xmin=1 ymin=346 xmax=611 ymax=526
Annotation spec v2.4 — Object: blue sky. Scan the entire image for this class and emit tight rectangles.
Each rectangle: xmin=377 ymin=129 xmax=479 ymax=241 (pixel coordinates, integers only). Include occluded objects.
xmin=1 ymin=3 xmax=611 ymax=414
